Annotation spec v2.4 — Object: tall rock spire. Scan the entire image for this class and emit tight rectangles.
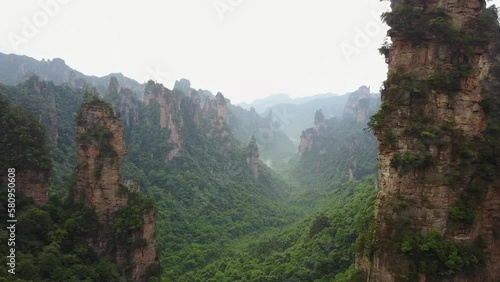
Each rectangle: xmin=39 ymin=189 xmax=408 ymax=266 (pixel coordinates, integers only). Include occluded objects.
xmin=74 ymin=96 xmax=128 ymax=222
xmin=74 ymin=96 xmax=159 ymax=281
xmin=362 ymin=1 xmax=500 ymax=281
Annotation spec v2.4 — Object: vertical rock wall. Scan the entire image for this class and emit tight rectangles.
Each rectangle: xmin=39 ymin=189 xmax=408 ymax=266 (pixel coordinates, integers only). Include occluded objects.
xmin=74 ymin=98 xmax=158 ymax=282
xmin=365 ymin=1 xmax=500 ymax=281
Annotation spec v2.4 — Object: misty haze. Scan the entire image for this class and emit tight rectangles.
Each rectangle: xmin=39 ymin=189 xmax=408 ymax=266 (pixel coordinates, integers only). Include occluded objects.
xmin=0 ymin=1 xmax=499 ymax=281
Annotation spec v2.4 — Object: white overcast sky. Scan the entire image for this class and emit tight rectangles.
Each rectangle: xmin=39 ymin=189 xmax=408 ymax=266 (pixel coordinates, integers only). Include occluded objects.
xmin=1 ymin=0 xmax=499 ymax=103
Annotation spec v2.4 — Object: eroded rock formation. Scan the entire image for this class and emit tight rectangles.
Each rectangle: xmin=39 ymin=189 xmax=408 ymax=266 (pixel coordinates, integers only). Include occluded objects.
xmin=143 ymin=80 xmax=233 ymax=160
xmin=107 ymin=77 xmax=139 ymax=133
xmin=74 ymin=98 xmax=128 ymax=222
xmin=203 ymin=92 xmax=231 ymax=139
xmin=144 ymin=81 xmax=184 ymax=160
xmin=364 ymin=1 xmax=500 ymax=281
xmin=74 ymin=97 xmax=158 ymax=282
xmin=343 ymin=86 xmax=380 ymax=124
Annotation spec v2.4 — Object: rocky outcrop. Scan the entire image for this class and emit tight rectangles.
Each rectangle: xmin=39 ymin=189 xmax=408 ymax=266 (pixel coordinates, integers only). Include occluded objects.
xmin=298 ymin=128 xmax=317 ymax=160
xmin=107 ymin=77 xmax=139 ymax=131
xmin=143 ymin=79 xmax=234 ymax=160
xmin=342 ymin=86 xmax=380 ymax=124
xmin=365 ymin=1 xmax=500 ymax=281
xmin=173 ymin=78 xmax=192 ymax=95
xmin=298 ymin=110 xmax=325 ymax=160
xmin=246 ymin=135 xmax=259 ymax=179
xmin=130 ymin=210 xmax=158 ymax=282
xmin=144 ymin=81 xmax=184 ymax=160
xmin=203 ymin=92 xmax=231 ymax=139
xmin=74 ymin=98 xmax=128 ymax=223
xmin=74 ymin=97 xmax=158 ymax=281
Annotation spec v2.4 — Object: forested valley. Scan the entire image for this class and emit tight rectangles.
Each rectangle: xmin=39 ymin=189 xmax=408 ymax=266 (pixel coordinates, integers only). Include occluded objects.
xmin=0 ymin=63 xmax=379 ymax=281
xmin=3 ymin=1 xmax=500 ymax=281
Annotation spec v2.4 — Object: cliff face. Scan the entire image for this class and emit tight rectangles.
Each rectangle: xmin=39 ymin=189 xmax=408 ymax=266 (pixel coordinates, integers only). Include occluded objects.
xmin=130 ymin=210 xmax=158 ymax=282
xmin=246 ymin=135 xmax=260 ymax=179
xmin=74 ymin=99 xmax=128 ymax=222
xmin=366 ymin=1 xmax=500 ymax=280
xmin=74 ymin=97 xmax=158 ymax=282
xmin=144 ymin=81 xmax=184 ymax=160
xmin=203 ymin=92 xmax=231 ymax=139
xmin=107 ymin=77 xmax=139 ymax=134
xmin=298 ymin=127 xmax=317 ymax=160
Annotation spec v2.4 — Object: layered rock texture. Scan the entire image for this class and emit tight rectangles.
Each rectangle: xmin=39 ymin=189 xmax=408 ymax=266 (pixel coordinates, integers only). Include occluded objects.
xmin=74 ymin=97 xmax=158 ymax=282
xmin=364 ymin=0 xmax=500 ymax=280
xmin=144 ymin=81 xmax=185 ymax=160
xmin=74 ymin=98 xmax=128 ymax=221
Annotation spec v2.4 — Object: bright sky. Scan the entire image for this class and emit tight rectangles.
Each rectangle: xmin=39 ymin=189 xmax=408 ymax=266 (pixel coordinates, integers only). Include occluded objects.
xmin=0 ymin=0 xmax=499 ymax=103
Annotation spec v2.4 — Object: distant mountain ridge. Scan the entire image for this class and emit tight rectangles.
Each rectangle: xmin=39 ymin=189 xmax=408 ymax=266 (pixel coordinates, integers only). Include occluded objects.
xmin=243 ymin=92 xmax=340 ymax=113
xmin=259 ymin=87 xmax=378 ymax=144
xmin=0 ymin=52 xmax=144 ymax=98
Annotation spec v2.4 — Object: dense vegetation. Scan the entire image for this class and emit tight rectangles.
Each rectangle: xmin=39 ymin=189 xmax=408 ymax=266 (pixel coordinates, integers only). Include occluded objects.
xmin=175 ymin=111 xmax=379 ymax=281
xmin=0 ymin=76 xmax=85 ymax=197
xmin=0 ymin=96 xmax=128 ymax=281
xmin=117 ymin=84 xmax=305 ymax=280
xmin=182 ymin=176 xmax=376 ymax=282
xmin=1 ymin=73 xmax=380 ymax=281
xmin=292 ymin=115 xmax=378 ymax=208
xmin=0 ymin=93 xmax=52 ymax=175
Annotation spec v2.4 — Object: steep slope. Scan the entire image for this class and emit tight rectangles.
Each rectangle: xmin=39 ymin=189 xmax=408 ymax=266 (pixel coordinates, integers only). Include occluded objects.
xmin=363 ymin=1 xmax=500 ymax=281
